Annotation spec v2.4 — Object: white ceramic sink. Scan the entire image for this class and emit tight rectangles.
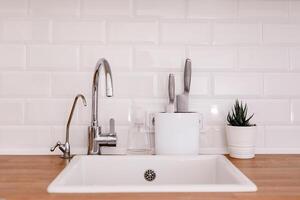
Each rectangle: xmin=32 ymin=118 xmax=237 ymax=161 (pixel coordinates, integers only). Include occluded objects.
xmin=47 ymin=155 xmax=257 ymax=193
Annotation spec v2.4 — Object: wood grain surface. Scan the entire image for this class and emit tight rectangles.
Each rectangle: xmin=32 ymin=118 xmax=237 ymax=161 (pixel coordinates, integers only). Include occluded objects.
xmin=0 ymin=155 xmax=300 ymax=200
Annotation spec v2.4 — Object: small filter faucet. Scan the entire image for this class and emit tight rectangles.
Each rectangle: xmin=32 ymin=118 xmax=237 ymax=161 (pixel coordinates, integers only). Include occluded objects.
xmin=51 ymin=94 xmax=87 ymax=159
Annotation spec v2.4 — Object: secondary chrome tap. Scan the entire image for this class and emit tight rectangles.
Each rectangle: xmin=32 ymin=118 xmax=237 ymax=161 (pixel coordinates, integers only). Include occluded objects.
xmin=88 ymin=58 xmax=117 ymax=155
xmin=51 ymin=94 xmax=87 ymax=159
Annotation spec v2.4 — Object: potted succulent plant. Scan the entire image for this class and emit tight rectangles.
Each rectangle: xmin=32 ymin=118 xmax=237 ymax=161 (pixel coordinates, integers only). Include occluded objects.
xmin=226 ymin=100 xmax=257 ymax=159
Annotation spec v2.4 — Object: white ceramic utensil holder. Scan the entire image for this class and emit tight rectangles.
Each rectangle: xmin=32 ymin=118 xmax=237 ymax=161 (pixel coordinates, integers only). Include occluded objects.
xmin=155 ymin=112 xmax=200 ymax=155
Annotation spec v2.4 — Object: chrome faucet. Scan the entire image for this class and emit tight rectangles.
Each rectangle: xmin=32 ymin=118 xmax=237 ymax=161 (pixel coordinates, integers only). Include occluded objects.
xmin=51 ymin=94 xmax=87 ymax=159
xmin=88 ymin=58 xmax=117 ymax=155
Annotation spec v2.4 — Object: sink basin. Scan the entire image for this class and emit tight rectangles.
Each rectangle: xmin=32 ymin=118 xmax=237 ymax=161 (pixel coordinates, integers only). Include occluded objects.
xmin=47 ymin=155 xmax=257 ymax=193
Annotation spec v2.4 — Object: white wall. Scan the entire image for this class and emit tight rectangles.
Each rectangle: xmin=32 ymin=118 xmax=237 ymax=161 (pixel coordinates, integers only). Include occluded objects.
xmin=0 ymin=0 xmax=300 ymax=154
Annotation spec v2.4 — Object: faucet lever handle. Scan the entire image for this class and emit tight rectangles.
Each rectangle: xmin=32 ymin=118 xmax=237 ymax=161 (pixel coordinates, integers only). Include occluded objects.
xmin=50 ymin=141 xmax=66 ymax=153
xmin=50 ymin=141 xmax=62 ymax=152
xmin=109 ymin=118 xmax=115 ymax=135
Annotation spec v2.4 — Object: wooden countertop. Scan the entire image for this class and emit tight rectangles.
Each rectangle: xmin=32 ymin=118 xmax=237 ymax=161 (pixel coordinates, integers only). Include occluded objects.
xmin=0 ymin=155 xmax=300 ymax=200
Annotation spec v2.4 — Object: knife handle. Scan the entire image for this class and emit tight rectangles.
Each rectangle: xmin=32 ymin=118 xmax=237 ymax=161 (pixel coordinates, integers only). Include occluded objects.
xmin=168 ymin=74 xmax=175 ymax=104
xmin=184 ymin=58 xmax=192 ymax=93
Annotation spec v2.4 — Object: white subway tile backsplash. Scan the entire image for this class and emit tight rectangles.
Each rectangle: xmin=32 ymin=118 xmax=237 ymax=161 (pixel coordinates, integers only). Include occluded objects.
xmin=0 ymin=72 xmax=50 ymax=97
xmin=255 ymin=126 xmax=265 ymax=148
xmin=202 ymin=126 xmax=227 ymax=149
xmin=108 ymin=21 xmax=158 ymax=43
xmin=290 ymin=1 xmax=300 ymax=18
xmin=214 ymin=73 xmax=263 ymax=96
xmin=2 ymin=20 xmax=50 ymax=42
xmin=133 ymin=99 xmax=166 ymax=114
xmin=135 ymin=0 xmax=185 ymax=18
xmin=189 ymin=47 xmax=237 ymax=69
xmin=28 ymin=45 xmax=79 ymax=70
xmin=292 ymin=100 xmax=300 ymax=123
xmin=190 ymin=73 xmax=211 ymax=96
xmin=290 ymin=48 xmax=300 ymax=70
xmin=0 ymin=100 xmax=23 ymax=124
xmin=29 ymin=0 xmax=79 ymax=17
xmin=0 ymin=0 xmax=299 ymax=154
xmin=238 ymin=0 xmax=288 ymax=18
xmin=213 ymin=23 xmax=261 ymax=44
xmin=0 ymin=45 xmax=26 ymax=69
xmin=0 ymin=126 xmax=52 ymax=154
xmin=264 ymin=73 xmax=300 ymax=96
xmin=187 ymin=0 xmax=237 ymax=19
xmin=135 ymin=46 xmax=185 ymax=69
xmin=81 ymin=0 xmax=131 ymax=17
xmin=161 ymin=22 xmax=211 ymax=44
xmin=53 ymin=21 xmax=105 ymax=43
xmin=80 ymin=45 xmax=132 ymax=71
xmin=0 ymin=0 xmax=27 ymax=16
xmin=238 ymin=47 xmax=289 ymax=69
xmin=263 ymin=24 xmax=300 ymax=44
xmin=51 ymin=72 xmax=91 ymax=97
xmin=25 ymin=99 xmax=72 ymax=125
xmin=265 ymin=126 xmax=300 ymax=148
xmin=114 ymin=73 xmax=155 ymax=98
xmin=245 ymin=99 xmax=290 ymax=124
xmin=190 ymin=99 xmax=233 ymax=125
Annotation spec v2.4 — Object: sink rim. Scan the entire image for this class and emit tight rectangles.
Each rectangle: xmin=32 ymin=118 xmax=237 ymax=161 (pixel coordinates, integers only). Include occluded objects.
xmin=48 ymin=155 xmax=257 ymax=193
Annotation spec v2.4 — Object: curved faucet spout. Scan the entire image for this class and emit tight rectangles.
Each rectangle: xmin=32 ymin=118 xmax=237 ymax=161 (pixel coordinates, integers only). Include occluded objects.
xmin=91 ymin=58 xmax=114 ymax=127
xmin=66 ymin=94 xmax=87 ymax=143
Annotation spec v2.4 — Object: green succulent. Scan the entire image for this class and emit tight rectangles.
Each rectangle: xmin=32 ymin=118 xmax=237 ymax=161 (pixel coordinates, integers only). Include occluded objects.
xmin=227 ymin=100 xmax=255 ymax=127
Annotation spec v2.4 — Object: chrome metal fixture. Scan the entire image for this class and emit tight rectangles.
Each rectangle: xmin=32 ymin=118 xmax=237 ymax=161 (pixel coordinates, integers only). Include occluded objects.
xmin=51 ymin=94 xmax=87 ymax=159
xmin=88 ymin=58 xmax=117 ymax=155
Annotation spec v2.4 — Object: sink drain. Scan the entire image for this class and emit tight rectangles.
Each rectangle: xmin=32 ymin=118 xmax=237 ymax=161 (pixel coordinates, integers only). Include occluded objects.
xmin=144 ymin=169 xmax=156 ymax=181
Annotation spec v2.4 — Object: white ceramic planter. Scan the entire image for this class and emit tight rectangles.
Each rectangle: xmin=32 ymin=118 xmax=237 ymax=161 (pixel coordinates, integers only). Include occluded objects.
xmin=226 ymin=125 xmax=257 ymax=159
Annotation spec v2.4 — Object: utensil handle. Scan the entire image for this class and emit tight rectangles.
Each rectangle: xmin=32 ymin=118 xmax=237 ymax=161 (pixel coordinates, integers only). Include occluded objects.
xmin=168 ymin=74 xmax=175 ymax=103
xmin=184 ymin=59 xmax=191 ymax=93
